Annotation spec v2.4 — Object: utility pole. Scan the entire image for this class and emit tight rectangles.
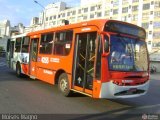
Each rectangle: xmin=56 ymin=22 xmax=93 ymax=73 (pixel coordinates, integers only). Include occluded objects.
xmin=34 ymin=0 xmax=45 ymax=29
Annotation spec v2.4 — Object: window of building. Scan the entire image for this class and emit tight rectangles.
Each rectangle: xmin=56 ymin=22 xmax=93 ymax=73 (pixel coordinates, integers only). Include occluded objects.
xmin=142 ymin=22 xmax=149 ymax=29
xmin=105 ymin=10 xmax=110 ymax=16
xmin=22 ymin=37 xmax=30 ymax=53
xmin=84 ymin=8 xmax=88 ymax=13
xmin=150 ymin=21 xmax=153 ymax=24
xmin=142 ymin=12 xmax=149 ymax=20
xmin=15 ymin=37 xmax=21 ymax=52
xmin=90 ymin=14 xmax=94 ymax=19
xmin=153 ymin=32 xmax=160 ymax=39
xmin=71 ymin=17 xmax=75 ymax=22
xmin=149 ymin=31 xmax=152 ymax=34
xmin=113 ymin=0 xmax=119 ymax=7
xmin=50 ymin=16 xmax=52 ymax=20
xmin=132 ymin=5 xmax=138 ymax=11
xmin=83 ymin=15 xmax=87 ymax=20
xmin=128 ymin=14 xmax=131 ymax=17
xmin=122 ymin=7 xmax=128 ymax=13
xmin=46 ymin=17 xmax=48 ymax=21
xmin=132 ymin=0 xmax=139 ymax=3
xmin=151 ymin=1 xmax=154 ymax=5
xmin=153 ymin=22 xmax=160 ymax=28
xmin=122 ymin=0 xmax=128 ymax=4
xmin=62 ymin=13 xmax=65 ymax=17
xmin=150 ymin=11 xmax=153 ymax=15
xmin=91 ymin=6 xmax=95 ymax=11
xmin=132 ymin=14 xmax=138 ymax=21
xmin=113 ymin=9 xmax=118 ymax=15
xmin=78 ymin=9 xmax=81 ymax=14
xmin=121 ymin=16 xmax=127 ymax=21
xmin=72 ymin=10 xmax=76 ymax=15
xmin=67 ymin=12 xmax=70 ymax=16
xmin=154 ymin=11 xmax=160 ymax=18
xmin=52 ymin=21 xmax=56 ymax=25
xmin=148 ymin=41 xmax=151 ymax=45
xmin=152 ymin=42 xmax=160 ymax=47
xmin=97 ymin=12 xmax=102 ymax=17
xmin=97 ymin=5 xmax=102 ymax=10
xmin=143 ymin=3 xmax=150 ymax=10
xmin=40 ymin=33 xmax=53 ymax=54
xmin=54 ymin=30 xmax=73 ymax=55
xmin=154 ymin=1 xmax=160 ymax=8
xmin=53 ymin=15 xmax=56 ymax=19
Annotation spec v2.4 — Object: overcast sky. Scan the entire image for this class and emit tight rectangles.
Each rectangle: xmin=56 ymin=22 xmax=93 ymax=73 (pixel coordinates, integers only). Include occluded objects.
xmin=0 ymin=0 xmax=80 ymax=26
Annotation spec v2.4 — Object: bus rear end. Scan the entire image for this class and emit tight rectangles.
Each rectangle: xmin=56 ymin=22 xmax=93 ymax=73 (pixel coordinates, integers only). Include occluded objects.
xmin=99 ymin=20 xmax=149 ymax=98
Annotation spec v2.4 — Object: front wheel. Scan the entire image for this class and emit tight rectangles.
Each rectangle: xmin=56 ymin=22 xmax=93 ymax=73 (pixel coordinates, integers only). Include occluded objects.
xmin=58 ymin=73 xmax=72 ymax=97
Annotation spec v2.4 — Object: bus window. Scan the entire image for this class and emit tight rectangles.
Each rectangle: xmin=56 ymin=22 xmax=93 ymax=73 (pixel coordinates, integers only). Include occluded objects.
xmin=40 ymin=33 xmax=54 ymax=54
xmin=95 ymin=35 xmax=102 ymax=79
xmin=15 ymin=37 xmax=22 ymax=52
xmin=104 ymin=35 xmax=109 ymax=53
xmin=7 ymin=39 xmax=10 ymax=52
xmin=22 ymin=36 xmax=30 ymax=53
xmin=54 ymin=30 xmax=73 ymax=55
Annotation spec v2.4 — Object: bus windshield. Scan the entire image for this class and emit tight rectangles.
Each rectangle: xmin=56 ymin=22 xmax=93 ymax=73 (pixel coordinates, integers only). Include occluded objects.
xmin=108 ymin=35 xmax=148 ymax=72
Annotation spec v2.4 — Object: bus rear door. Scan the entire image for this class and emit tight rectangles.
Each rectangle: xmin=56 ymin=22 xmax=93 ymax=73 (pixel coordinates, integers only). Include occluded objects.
xmin=29 ymin=38 xmax=39 ymax=78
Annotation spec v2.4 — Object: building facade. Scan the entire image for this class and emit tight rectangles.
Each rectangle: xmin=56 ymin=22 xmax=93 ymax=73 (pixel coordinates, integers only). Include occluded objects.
xmin=0 ymin=20 xmax=11 ymax=51
xmin=32 ymin=0 xmax=160 ymax=72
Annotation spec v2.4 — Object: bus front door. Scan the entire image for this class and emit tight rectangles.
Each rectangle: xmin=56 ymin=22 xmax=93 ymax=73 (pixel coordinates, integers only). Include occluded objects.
xmin=73 ymin=32 xmax=97 ymax=94
xmin=29 ymin=38 xmax=39 ymax=78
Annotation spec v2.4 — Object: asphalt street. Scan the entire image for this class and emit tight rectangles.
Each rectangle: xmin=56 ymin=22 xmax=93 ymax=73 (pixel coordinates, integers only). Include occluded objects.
xmin=0 ymin=57 xmax=160 ymax=120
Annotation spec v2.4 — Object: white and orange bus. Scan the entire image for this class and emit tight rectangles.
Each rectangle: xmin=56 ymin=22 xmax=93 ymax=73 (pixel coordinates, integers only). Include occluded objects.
xmin=6 ymin=19 xmax=150 ymax=98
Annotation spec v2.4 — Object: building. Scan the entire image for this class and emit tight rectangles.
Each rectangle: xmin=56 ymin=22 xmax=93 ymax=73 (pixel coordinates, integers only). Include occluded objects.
xmin=32 ymin=0 xmax=160 ymax=72
xmin=0 ymin=20 xmax=11 ymax=51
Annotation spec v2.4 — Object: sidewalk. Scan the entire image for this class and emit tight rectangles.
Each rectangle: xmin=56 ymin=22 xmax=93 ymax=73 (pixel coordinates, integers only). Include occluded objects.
xmin=150 ymin=72 xmax=160 ymax=80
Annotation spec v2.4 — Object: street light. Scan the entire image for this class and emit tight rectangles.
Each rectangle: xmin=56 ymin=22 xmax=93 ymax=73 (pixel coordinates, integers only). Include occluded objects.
xmin=34 ymin=0 xmax=45 ymax=29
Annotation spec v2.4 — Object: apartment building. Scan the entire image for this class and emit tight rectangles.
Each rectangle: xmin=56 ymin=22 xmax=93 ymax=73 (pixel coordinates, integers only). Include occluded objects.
xmin=32 ymin=0 xmax=160 ymax=71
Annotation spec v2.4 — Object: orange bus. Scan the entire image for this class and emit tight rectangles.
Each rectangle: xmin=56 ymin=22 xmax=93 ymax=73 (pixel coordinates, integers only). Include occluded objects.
xmin=7 ymin=19 xmax=150 ymax=98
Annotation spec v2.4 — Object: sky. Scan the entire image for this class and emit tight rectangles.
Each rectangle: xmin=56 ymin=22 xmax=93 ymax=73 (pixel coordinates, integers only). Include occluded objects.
xmin=0 ymin=0 xmax=80 ymax=26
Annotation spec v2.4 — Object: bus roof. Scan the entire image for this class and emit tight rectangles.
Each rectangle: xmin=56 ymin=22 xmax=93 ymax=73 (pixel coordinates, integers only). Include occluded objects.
xmin=11 ymin=33 xmax=28 ymax=39
xmin=27 ymin=19 xmax=108 ymax=36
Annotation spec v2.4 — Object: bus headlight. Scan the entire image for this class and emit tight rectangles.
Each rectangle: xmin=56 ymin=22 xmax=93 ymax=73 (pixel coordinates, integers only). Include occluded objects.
xmin=142 ymin=72 xmax=149 ymax=77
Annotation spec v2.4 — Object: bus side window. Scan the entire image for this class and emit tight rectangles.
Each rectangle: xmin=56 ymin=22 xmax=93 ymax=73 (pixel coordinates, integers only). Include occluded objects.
xmin=40 ymin=33 xmax=53 ymax=54
xmin=53 ymin=30 xmax=73 ymax=55
xmin=15 ymin=37 xmax=22 ymax=52
xmin=21 ymin=36 xmax=30 ymax=53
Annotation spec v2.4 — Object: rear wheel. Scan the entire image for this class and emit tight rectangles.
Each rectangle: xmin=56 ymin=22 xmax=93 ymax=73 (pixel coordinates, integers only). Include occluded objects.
xmin=58 ymin=73 xmax=72 ymax=96
xmin=16 ymin=63 xmax=22 ymax=77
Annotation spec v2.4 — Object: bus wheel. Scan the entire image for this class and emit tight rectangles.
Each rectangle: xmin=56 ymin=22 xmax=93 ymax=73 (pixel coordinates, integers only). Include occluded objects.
xmin=16 ymin=63 xmax=22 ymax=77
xmin=58 ymin=73 xmax=72 ymax=97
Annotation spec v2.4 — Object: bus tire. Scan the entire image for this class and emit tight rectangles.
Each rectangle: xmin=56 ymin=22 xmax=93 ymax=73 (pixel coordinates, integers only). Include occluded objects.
xmin=58 ymin=73 xmax=72 ymax=97
xmin=16 ymin=63 xmax=22 ymax=77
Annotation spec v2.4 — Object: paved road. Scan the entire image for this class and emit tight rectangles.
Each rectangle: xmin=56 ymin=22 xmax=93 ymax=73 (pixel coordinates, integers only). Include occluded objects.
xmin=0 ymin=57 xmax=160 ymax=120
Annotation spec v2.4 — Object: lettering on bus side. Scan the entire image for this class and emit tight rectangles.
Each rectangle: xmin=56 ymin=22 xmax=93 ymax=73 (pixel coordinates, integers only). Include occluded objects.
xmin=81 ymin=28 xmax=91 ymax=31
xmin=50 ymin=58 xmax=60 ymax=63
xmin=43 ymin=69 xmax=53 ymax=75
xmin=41 ymin=57 xmax=49 ymax=64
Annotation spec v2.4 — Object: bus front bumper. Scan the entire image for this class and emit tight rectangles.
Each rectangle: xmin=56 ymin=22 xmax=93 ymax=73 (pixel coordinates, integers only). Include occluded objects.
xmin=100 ymin=80 xmax=150 ymax=99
